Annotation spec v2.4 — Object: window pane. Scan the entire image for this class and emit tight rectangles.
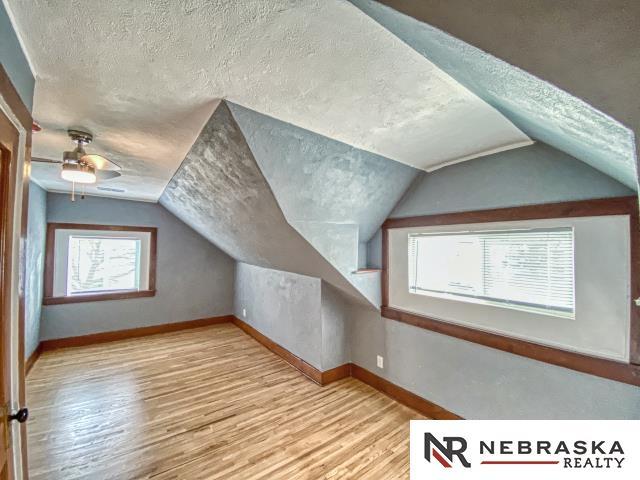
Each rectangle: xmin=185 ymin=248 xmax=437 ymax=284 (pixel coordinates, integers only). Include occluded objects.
xmin=68 ymin=236 xmax=141 ymax=295
xmin=408 ymin=227 xmax=574 ymax=315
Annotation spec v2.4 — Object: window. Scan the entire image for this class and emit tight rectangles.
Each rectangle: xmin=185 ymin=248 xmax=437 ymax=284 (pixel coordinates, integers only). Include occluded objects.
xmin=408 ymin=228 xmax=574 ymax=318
xmin=67 ymin=236 xmax=142 ymax=295
xmin=385 ymin=211 xmax=631 ymax=364
xmin=44 ymin=223 xmax=157 ymax=304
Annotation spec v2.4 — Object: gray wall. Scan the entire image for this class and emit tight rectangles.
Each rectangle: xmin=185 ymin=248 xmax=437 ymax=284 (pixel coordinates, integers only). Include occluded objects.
xmin=235 ymin=262 xmax=323 ymax=369
xmin=367 ymin=142 xmax=634 ymax=268
xmin=41 ymin=193 xmax=235 ymax=340
xmin=320 ymin=282 xmax=351 ymax=370
xmin=356 ymin=143 xmax=640 ymax=418
xmin=24 ymin=182 xmax=46 ymax=357
xmin=393 ymin=142 xmax=634 ymax=218
xmin=350 ymin=307 xmax=640 ymax=419
xmin=0 ymin=2 xmax=34 ymax=110
xmin=234 ymin=262 xmax=350 ymax=371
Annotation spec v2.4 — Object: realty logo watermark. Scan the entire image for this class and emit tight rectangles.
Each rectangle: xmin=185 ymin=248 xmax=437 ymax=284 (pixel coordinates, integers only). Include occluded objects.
xmin=411 ymin=420 xmax=639 ymax=479
xmin=424 ymin=433 xmax=471 ymax=468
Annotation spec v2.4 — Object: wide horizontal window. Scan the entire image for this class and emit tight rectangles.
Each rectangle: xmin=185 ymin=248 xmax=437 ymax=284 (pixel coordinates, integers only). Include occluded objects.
xmin=44 ymin=223 xmax=157 ymax=305
xmin=387 ymin=215 xmax=630 ymax=362
xmin=408 ymin=228 xmax=574 ymax=318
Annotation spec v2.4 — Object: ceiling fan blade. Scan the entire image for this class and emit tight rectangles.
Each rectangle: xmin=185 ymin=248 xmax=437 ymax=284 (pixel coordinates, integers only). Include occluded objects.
xmin=31 ymin=157 xmax=62 ymax=164
xmin=95 ymin=170 xmax=122 ymax=181
xmin=81 ymin=154 xmax=121 ymax=171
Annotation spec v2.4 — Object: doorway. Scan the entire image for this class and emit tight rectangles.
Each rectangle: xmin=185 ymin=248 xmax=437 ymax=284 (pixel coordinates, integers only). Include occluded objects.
xmin=0 ymin=80 xmax=30 ymax=480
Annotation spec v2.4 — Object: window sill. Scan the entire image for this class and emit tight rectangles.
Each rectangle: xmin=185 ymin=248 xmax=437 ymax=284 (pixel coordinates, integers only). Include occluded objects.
xmin=43 ymin=289 xmax=156 ymax=305
xmin=381 ymin=305 xmax=640 ymax=387
xmin=408 ymin=288 xmax=575 ymax=320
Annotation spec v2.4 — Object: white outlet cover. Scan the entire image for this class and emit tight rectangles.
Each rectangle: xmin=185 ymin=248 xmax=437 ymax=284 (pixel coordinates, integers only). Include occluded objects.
xmin=377 ymin=355 xmax=384 ymax=369
xmin=242 ymin=308 xmax=246 ymax=317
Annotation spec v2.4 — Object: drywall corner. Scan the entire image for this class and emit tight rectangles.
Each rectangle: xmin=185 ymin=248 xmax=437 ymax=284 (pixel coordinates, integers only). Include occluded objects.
xmin=320 ymin=282 xmax=351 ymax=371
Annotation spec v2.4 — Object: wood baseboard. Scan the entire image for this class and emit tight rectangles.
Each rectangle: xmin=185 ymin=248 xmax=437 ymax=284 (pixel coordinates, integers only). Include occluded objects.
xmin=230 ymin=317 xmax=459 ymax=418
xmin=232 ymin=316 xmax=337 ymax=386
xmin=351 ymin=364 xmax=462 ymax=420
xmin=40 ymin=315 xmax=235 ymax=351
xmin=26 ymin=343 xmax=43 ymax=376
xmin=321 ymin=363 xmax=352 ymax=385
xmin=31 ymin=313 xmax=460 ymax=419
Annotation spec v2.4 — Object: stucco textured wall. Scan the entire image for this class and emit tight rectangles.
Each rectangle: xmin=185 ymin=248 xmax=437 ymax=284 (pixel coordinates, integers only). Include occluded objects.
xmin=234 ymin=262 xmax=323 ymax=369
xmin=234 ymin=262 xmax=351 ymax=371
xmin=320 ymin=282 xmax=351 ymax=371
xmin=229 ymin=102 xmax=418 ymax=243
xmin=229 ymin=101 xmax=417 ymax=283
xmin=41 ymin=193 xmax=235 ymax=340
xmin=24 ymin=182 xmax=46 ymax=358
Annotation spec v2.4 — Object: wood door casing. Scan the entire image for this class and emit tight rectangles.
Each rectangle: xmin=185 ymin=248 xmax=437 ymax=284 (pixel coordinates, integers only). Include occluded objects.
xmin=0 ymin=105 xmax=20 ymax=480
xmin=0 ymin=63 xmax=33 ymax=480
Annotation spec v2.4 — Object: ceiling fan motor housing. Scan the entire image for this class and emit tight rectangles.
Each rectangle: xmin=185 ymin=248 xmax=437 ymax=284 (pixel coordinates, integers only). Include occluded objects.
xmin=68 ymin=129 xmax=93 ymax=145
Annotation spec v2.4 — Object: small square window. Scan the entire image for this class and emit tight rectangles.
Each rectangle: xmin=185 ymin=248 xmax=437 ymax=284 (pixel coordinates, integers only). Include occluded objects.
xmin=44 ymin=224 xmax=156 ymax=304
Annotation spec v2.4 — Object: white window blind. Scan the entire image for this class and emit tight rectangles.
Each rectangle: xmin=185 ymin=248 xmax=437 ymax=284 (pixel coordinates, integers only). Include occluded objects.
xmin=67 ymin=236 xmax=141 ymax=295
xmin=408 ymin=227 xmax=575 ymax=316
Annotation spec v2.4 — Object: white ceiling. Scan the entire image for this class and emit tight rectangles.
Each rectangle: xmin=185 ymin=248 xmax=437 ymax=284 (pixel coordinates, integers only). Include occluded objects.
xmin=8 ymin=0 xmax=530 ymax=201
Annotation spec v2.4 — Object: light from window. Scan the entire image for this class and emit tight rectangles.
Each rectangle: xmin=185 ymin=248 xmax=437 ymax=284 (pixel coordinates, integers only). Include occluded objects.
xmin=408 ymin=227 xmax=575 ymax=316
xmin=67 ymin=236 xmax=141 ymax=295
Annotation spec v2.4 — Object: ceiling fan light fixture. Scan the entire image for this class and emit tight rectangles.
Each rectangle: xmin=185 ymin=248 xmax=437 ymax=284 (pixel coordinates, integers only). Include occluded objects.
xmin=61 ymin=162 xmax=97 ymax=184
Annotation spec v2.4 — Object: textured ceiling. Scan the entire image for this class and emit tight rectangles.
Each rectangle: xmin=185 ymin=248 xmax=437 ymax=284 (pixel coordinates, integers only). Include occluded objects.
xmin=8 ymin=0 xmax=529 ymax=201
xmin=350 ymin=0 xmax=638 ymax=189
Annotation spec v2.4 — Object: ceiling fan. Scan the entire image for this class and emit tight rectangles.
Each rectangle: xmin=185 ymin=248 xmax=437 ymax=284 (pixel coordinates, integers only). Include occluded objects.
xmin=32 ymin=129 xmax=122 ymax=200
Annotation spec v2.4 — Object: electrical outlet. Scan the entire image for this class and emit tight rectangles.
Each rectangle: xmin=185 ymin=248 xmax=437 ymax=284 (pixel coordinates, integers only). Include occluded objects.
xmin=242 ymin=308 xmax=247 ymax=317
xmin=376 ymin=355 xmax=384 ymax=369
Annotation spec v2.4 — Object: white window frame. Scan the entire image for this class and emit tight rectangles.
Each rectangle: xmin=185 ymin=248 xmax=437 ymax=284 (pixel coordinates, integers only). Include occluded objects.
xmin=54 ymin=229 xmax=151 ymax=297
xmin=407 ymin=227 xmax=576 ymax=319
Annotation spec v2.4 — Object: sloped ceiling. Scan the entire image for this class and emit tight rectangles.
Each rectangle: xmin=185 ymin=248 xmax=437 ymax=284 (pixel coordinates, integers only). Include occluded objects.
xmin=350 ymin=0 xmax=638 ymax=190
xmin=228 ymin=102 xmax=417 ymax=302
xmin=159 ymin=100 xmax=377 ymax=306
xmin=8 ymin=0 xmax=529 ymax=201
xmin=228 ymin=102 xmax=418 ymax=243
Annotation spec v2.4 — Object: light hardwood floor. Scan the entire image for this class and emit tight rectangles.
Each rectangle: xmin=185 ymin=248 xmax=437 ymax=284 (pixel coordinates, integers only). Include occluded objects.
xmin=27 ymin=324 xmax=422 ymax=479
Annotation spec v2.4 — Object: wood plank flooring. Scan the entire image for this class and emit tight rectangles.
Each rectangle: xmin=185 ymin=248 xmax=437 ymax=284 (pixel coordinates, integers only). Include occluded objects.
xmin=27 ymin=324 xmax=423 ymax=479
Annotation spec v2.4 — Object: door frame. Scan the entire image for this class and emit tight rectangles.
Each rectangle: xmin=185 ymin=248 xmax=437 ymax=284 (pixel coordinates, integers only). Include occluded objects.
xmin=0 ymin=64 xmax=33 ymax=480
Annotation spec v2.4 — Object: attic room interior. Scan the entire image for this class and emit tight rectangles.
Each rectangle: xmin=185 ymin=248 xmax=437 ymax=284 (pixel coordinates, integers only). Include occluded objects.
xmin=1 ymin=1 xmax=639 ymax=479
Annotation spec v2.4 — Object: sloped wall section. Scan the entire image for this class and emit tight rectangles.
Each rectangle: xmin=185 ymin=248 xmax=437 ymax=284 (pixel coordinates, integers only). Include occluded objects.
xmin=228 ymin=102 xmax=418 ymax=274
xmin=350 ymin=0 xmax=638 ymax=189
xmin=159 ymin=100 xmax=378 ymax=306
xmin=227 ymin=102 xmax=418 ymax=305
xmin=228 ymin=103 xmax=418 ymax=243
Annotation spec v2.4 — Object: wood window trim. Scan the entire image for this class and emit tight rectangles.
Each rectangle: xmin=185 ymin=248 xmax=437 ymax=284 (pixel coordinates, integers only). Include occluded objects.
xmin=381 ymin=195 xmax=640 ymax=387
xmin=43 ymin=222 xmax=157 ymax=305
